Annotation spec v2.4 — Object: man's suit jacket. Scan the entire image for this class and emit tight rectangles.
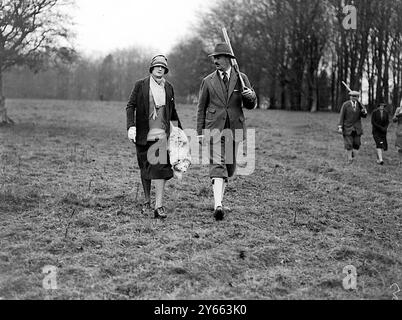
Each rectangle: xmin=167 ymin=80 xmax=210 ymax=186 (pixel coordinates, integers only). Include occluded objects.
xmin=196 ymin=70 xmax=256 ymax=138
xmin=126 ymin=76 xmax=182 ymax=146
xmin=338 ymin=100 xmax=367 ymax=136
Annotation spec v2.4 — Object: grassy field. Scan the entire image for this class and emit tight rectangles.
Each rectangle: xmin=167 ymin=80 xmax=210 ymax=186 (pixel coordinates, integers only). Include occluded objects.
xmin=0 ymin=99 xmax=401 ymax=300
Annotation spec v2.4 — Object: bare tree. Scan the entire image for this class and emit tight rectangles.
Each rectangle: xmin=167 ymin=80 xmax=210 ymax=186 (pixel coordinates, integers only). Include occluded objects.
xmin=197 ymin=0 xmax=331 ymax=111
xmin=0 ymin=0 xmax=75 ymax=125
xmin=169 ymin=36 xmax=212 ymax=102
xmin=4 ymin=0 xmax=402 ymax=112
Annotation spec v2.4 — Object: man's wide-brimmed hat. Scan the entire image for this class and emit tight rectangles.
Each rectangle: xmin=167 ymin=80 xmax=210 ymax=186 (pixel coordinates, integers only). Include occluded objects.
xmin=208 ymin=43 xmax=236 ymax=59
xmin=149 ymin=55 xmax=169 ymax=74
xmin=349 ymin=91 xmax=360 ymax=96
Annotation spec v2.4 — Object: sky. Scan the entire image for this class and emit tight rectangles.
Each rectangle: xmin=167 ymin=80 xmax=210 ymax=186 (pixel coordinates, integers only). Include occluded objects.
xmin=70 ymin=0 xmax=213 ymax=56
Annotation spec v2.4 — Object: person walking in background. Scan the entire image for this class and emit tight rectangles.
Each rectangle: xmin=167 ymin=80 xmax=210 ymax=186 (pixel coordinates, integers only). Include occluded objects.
xmin=393 ymin=101 xmax=402 ymax=164
xmin=126 ymin=55 xmax=182 ymax=219
xmin=371 ymin=102 xmax=390 ymax=165
xmin=338 ymin=90 xmax=368 ymax=163
xmin=196 ymin=42 xmax=257 ymax=221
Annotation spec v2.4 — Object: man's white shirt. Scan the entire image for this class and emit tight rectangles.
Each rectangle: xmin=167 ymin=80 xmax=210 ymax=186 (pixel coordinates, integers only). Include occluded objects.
xmin=219 ymin=67 xmax=231 ymax=82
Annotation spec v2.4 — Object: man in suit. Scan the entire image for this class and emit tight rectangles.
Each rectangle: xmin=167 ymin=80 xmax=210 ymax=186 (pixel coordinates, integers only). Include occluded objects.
xmin=371 ymin=102 xmax=390 ymax=165
xmin=126 ymin=55 xmax=182 ymax=219
xmin=196 ymin=43 xmax=257 ymax=221
xmin=338 ymin=90 xmax=368 ymax=163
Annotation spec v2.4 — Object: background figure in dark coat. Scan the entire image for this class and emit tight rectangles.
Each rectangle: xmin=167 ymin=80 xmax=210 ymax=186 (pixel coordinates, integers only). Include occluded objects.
xmin=371 ymin=103 xmax=390 ymax=165
xmin=338 ymin=91 xmax=368 ymax=163
xmin=126 ymin=55 xmax=182 ymax=219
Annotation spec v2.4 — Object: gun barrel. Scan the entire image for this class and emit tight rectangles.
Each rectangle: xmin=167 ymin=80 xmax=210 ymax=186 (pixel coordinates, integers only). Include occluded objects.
xmin=342 ymin=81 xmax=352 ymax=93
xmin=222 ymin=28 xmax=246 ymax=90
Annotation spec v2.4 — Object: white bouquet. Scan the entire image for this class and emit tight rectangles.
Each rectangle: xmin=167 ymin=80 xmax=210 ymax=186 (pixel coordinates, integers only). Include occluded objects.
xmin=168 ymin=123 xmax=191 ymax=180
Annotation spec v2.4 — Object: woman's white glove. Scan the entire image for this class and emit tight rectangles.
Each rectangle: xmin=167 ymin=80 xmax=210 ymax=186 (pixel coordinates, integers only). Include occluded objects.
xmin=128 ymin=127 xmax=136 ymax=142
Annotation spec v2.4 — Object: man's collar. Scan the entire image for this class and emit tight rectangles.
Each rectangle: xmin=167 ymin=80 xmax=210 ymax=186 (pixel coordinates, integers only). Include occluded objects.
xmin=219 ymin=67 xmax=231 ymax=78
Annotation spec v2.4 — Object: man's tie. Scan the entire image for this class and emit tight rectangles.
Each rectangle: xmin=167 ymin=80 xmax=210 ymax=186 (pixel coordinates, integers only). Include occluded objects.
xmin=222 ymin=72 xmax=229 ymax=90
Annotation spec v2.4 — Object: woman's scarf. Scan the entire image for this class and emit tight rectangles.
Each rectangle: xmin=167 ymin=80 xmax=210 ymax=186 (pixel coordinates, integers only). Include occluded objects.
xmin=150 ymin=76 xmax=166 ymax=120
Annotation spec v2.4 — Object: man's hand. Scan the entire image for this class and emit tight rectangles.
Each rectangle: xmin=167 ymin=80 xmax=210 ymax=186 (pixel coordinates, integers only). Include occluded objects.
xmin=337 ymin=126 xmax=343 ymax=135
xmin=241 ymin=87 xmax=255 ymax=100
xmin=128 ymin=126 xmax=136 ymax=143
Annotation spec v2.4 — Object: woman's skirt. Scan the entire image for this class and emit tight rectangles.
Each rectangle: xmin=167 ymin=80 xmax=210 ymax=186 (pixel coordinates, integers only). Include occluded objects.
xmin=136 ymin=140 xmax=173 ymax=180
xmin=373 ymin=131 xmax=388 ymax=151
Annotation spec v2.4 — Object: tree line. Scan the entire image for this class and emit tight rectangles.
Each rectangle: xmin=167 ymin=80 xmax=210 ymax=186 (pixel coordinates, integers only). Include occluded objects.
xmin=189 ymin=0 xmax=402 ymax=112
xmin=4 ymin=48 xmax=152 ymax=102
xmin=3 ymin=0 xmax=402 ymax=115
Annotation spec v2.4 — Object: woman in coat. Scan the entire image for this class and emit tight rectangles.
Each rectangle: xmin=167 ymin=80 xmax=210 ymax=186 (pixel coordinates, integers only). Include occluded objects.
xmin=371 ymin=103 xmax=390 ymax=165
xmin=126 ymin=55 xmax=182 ymax=219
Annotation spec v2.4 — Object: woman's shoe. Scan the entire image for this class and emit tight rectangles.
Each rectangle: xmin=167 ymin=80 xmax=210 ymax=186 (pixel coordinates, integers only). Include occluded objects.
xmin=154 ymin=207 xmax=167 ymax=219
